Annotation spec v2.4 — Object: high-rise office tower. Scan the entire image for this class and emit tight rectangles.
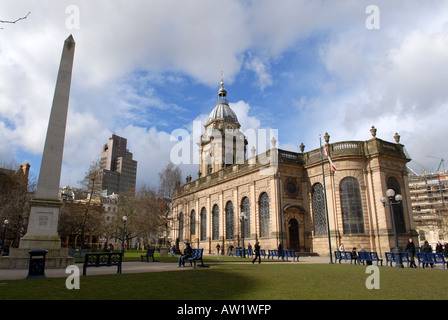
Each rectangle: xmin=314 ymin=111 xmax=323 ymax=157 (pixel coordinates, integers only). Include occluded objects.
xmin=89 ymin=134 xmax=137 ymax=197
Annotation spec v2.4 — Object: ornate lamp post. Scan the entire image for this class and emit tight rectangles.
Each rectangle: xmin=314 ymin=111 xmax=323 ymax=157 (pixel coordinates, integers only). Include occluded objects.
xmin=122 ymin=216 xmax=127 ymax=254
xmin=240 ymin=212 xmax=248 ymax=258
xmin=1 ymin=220 xmax=9 ymax=251
xmin=381 ymin=189 xmax=403 ymax=268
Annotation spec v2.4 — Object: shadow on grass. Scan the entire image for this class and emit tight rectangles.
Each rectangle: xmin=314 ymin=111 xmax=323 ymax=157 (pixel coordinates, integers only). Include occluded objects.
xmin=0 ymin=266 xmax=258 ymax=300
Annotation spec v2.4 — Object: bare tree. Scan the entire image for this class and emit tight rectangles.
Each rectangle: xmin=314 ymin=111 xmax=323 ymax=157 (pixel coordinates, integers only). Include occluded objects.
xmin=158 ymin=163 xmax=182 ymax=246
xmin=134 ymin=185 xmax=170 ymax=247
xmin=0 ymin=12 xmax=30 ymax=29
xmin=0 ymin=160 xmax=34 ymax=247
xmin=77 ymin=158 xmax=103 ymax=248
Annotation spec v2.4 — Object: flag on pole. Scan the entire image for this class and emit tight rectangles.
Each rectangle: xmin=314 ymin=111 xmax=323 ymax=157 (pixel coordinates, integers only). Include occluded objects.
xmin=323 ymin=144 xmax=338 ymax=172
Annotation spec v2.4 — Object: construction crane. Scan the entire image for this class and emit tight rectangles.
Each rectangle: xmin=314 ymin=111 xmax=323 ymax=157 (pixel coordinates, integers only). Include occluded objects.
xmin=427 ymin=155 xmax=445 ymax=173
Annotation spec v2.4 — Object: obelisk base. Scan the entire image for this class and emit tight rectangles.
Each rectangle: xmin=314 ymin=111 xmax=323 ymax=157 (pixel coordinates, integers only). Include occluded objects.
xmin=0 ymin=198 xmax=76 ymax=269
xmin=0 ymin=248 xmax=75 ymax=269
xmin=19 ymin=199 xmax=62 ymax=250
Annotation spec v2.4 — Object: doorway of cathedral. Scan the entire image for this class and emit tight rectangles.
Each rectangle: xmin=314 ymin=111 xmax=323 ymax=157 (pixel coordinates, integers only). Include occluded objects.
xmin=288 ymin=218 xmax=300 ymax=251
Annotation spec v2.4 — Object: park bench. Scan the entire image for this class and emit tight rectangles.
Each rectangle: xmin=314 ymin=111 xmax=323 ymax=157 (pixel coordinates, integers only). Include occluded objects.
xmin=187 ymin=248 xmax=205 ymax=268
xmin=260 ymin=249 xmax=267 ymax=259
xmin=417 ymin=253 xmax=446 ymax=269
xmin=385 ymin=252 xmax=410 ymax=267
xmin=68 ymin=248 xmax=88 ymax=259
xmin=358 ymin=251 xmax=383 ymax=266
xmin=334 ymin=251 xmax=356 ymax=264
xmin=83 ymin=252 xmax=122 ymax=276
xmin=283 ymin=250 xmax=299 ymax=262
xmin=268 ymin=249 xmax=280 ymax=259
xmin=140 ymin=248 xmax=155 ymax=262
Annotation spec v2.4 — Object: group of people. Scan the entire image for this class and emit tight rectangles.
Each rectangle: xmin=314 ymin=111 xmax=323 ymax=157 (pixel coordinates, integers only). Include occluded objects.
xmin=407 ymin=239 xmax=448 ymax=268
xmin=215 ymin=243 xmax=256 ymax=259
xmin=339 ymin=239 xmax=448 ymax=268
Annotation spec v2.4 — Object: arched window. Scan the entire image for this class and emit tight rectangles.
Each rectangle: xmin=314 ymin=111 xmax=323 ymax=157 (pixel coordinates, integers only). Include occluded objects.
xmin=241 ymin=197 xmax=251 ymax=238
xmin=212 ymin=204 xmax=219 ymax=240
xmin=387 ymin=177 xmax=406 ymax=234
xmin=178 ymin=213 xmax=184 ymax=241
xmin=225 ymin=201 xmax=234 ymax=239
xmin=312 ymin=183 xmax=327 ymax=236
xmin=200 ymin=207 xmax=207 ymax=241
xmin=190 ymin=210 xmax=196 ymax=235
xmin=259 ymin=192 xmax=270 ymax=238
xmin=340 ymin=177 xmax=365 ymax=234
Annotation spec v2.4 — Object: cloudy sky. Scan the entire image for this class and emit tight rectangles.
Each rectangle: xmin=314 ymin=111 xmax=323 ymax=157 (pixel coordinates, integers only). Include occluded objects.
xmin=1 ymin=0 xmax=448 ymax=190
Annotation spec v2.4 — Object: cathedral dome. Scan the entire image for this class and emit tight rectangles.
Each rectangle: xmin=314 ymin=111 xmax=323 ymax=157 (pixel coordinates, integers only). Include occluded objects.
xmin=206 ymin=103 xmax=238 ymax=124
xmin=206 ymin=80 xmax=239 ymax=125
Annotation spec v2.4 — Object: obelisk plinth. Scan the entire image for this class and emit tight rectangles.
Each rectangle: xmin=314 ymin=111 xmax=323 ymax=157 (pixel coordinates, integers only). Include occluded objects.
xmin=19 ymin=35 xmax=75 ymax=252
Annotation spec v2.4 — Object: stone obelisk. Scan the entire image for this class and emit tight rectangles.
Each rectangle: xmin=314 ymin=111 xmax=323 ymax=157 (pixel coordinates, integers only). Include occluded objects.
xmin=16 ymin=35 xmax=76 ymax=267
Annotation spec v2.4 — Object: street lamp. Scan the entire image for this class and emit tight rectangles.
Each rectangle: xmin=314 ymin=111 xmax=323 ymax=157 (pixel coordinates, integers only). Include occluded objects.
xmin=1 ymin=220 xmax=9 ymax=251
xmin=122 ymin=216 xmax=127 ymax=254
xmin=380 ymin=189 xmax=403 ymax=268
xmin=240 ymin=212 xmax=248 ymax=258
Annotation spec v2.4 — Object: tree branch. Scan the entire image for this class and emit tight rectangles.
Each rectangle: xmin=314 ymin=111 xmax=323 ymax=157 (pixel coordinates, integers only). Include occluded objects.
xmin=0 ymin=11 xmax=30 ymax=29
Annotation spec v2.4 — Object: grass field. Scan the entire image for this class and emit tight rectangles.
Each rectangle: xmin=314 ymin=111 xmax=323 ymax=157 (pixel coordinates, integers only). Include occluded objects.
xmin=1 ymin=250 xmax=447 ymax=300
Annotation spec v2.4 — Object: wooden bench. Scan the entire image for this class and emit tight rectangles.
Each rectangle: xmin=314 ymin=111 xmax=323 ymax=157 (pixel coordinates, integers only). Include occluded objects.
xmin=385 ymin=252 xmax=410 ymax=267
xmin=140 ymin=248 xmax=155 ymax=262
xmin=335 ymin=251 xmax=356 ymax=264
xmin=83 ymin=252 xmax=122 ymax=276
xmin=358 ymin=251 xmax=383 ymax=266
xmin=417 ymin=253 xmax=446 ymax=269
xmin=187 ymin=248 xmax=205 ymax=268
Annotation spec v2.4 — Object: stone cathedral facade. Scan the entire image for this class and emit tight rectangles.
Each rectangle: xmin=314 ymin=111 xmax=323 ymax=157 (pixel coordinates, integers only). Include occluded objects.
xmin=171 ymin=81 xmax=417 ymax=257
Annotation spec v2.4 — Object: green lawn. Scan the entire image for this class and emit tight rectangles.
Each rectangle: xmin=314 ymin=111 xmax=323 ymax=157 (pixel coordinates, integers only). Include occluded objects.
xmin=1 ymin=258 xmax=448 ymax=300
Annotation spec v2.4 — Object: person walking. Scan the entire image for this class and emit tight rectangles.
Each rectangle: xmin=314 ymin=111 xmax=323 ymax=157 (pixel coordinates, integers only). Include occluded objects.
xmin=405 ymin=238 xmax=417 ymax=268
xmin=436 ymin=241 xmax=443 ymax=253
xmin=252 ymin=241 xmax=261 ymax=264
xmin=443 ymin=243 xmax=448 ymax=269
xmin=278 ymin=242 xmax=283 ymax=260
xmin=421 ymin=240 xmax=433 ymax=268
xmin=216 ymin=243 xmax=221 ymax=260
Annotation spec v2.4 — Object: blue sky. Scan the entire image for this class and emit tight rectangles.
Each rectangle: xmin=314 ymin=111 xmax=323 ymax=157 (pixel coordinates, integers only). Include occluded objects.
xmin=1 ymin=0 xmax=448 ymax=189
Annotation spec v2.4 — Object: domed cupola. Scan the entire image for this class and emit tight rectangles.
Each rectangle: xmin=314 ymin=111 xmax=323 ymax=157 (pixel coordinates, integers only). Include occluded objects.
xmin=206 ymin=80 xmax=239 ymax=125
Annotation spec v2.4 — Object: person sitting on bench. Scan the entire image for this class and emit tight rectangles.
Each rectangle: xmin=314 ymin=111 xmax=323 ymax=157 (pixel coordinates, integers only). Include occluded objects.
xmin=178 ymin=243 xmax=193 ymax=267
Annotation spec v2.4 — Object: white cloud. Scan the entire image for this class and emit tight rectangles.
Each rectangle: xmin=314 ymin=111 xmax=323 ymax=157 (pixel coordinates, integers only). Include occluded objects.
xmin=2 ymin=0 xmax=448 ymax=187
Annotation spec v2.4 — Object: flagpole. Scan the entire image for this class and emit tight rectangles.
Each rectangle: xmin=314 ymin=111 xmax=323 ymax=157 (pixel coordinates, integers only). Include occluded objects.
xmin=320 ymin=135 xmax=334 ymax=264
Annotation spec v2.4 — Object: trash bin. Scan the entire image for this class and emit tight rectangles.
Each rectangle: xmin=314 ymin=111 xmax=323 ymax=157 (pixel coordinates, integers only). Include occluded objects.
xmin=27 ymin=249 xmax=48 ymax=279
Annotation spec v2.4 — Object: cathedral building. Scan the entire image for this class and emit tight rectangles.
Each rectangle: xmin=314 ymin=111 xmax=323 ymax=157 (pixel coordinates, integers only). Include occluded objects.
xmin=171 ymin=81 xmax=417 ymax=257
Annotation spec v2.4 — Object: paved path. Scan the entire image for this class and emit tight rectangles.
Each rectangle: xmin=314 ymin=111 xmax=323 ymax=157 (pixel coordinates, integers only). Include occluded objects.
xmin=0 ymin=255 xmax=333 ymax=280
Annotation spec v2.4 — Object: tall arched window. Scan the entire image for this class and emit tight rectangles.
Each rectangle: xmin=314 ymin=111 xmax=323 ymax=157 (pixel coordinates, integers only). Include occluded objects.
xmin=200 ymin=207 xmax=207 ymax=241
xmin=190 ymin=210 xmax=196 ymax=235
xmin=178 ymin=213 xmax=184 ymax=241
xmin=340 ymin=177 xmax=365 ymax=234
xmin=312 ymin=183 xmax=327 ymax=236
xmin=241 ymin=197 xmax=251 ymax=238
xmin=387 ymin=177 xmax=406 ymax=234
xmin=225 ymin=201 xmax=234 ymax=239
xmin=259 ymin=192 xmax=270 ymax=238
xmin=212 ymin=204 xmax=219 ymax=240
